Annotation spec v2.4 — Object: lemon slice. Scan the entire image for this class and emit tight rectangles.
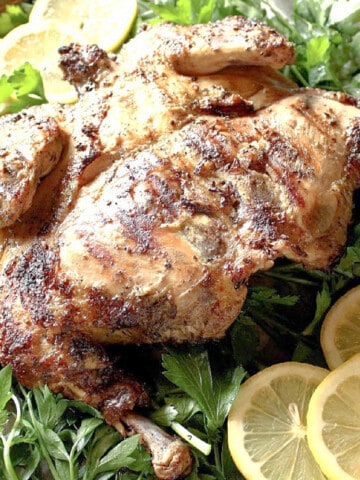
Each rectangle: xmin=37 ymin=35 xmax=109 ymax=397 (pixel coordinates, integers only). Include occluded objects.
xmin=307 ymin=353 xmax=360 ymax=480
xmin=321 ymin=285 xmax=360 ymax=370
xmin=0 ymin=20 xmax=87 ymax=103
xmin=227 ymin=362 xmax=329 ymax=480
xmin=29 ymin=0 xmax=138 ymax=52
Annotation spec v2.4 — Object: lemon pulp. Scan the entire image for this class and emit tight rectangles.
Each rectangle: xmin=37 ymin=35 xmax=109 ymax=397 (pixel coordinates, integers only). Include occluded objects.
xmin=307 ymin=353 xmax=360 ymax=480
xmin=321 ymin=285 xmax=360 ymax=370
xmin=29 ymin=0 xmax=138 ymax=52
xmin=0 ymin=20 xmax=86 ymax=103
xmin=228 ymin=361 xmax=328 ymax=480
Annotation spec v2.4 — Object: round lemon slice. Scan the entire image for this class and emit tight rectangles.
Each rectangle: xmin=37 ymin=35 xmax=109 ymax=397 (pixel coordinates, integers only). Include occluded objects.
xmin=320 ymin=285 xmax=360 ymax=370
xmin=307 ymin=353 xmax=360 ymax=480
xmin=0 ymin=20 xmax=87 ymax=103
xmin=228 ymin=362 xmax=329 ymax=480
xmin=29 ymin=0 xmax=138 ymax=52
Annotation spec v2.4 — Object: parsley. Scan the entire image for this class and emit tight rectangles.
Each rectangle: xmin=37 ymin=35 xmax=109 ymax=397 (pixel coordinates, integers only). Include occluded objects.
xmin=0 ymin=3 xmax=31 ymax=38
xmin=149 ymin=0 xmax=217 ymax=24
xmin=283 ymin=0 xmax=360 ymax=94
xmin=142 ymin=0 xmax=265 ymax=24
xmin=136 ymin=0 xmax=267 ymax=25
xmin=162 ymin=350 xmax=245 ymax=436
xmin=0 ymin=62 xmax=47 ymax=115
xmin=159 ymin=350 xmax=245 ymax=476
xmin=0 ymin=367 xmax=148 ymax=480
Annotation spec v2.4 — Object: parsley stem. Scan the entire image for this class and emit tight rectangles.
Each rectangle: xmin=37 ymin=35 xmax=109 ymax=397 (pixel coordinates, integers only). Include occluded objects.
xmin=170 ymin=422 xmax=211 ymax=455
xmin=1 ymin=394 xmax=21 ymax=480
xmin=213 ymin=441 xmax=221 ymax=473
xmin=25 ymin=393 xmax=63 ymax=480
xmin=289 ymin=65 xmax=309 ymax=87
xmin=69 ymin=454 xmax=75 ymax=480
xmin=260 ymin=271 xmax=320 ymax=286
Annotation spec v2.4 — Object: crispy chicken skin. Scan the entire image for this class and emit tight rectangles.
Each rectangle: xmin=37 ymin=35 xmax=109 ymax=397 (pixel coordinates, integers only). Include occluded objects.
xmin=0 ymin=17 xmax=359 ymax=480
xmin=0 ymin=112 xmax=66 ymax=228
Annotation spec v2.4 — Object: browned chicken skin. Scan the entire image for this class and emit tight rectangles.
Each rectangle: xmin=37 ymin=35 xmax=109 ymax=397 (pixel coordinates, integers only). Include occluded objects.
xmin=0 ymin=16 xmax=359 ymax=479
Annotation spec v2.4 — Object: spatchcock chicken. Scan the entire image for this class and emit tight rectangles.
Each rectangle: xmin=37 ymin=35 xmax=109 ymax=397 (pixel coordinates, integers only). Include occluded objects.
xmin=0 ymin=16 xmax=359 ymax=479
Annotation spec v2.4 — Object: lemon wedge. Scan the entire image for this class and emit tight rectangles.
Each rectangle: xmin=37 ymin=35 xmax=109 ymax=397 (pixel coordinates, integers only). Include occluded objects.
xmin=320 ymin=285 xmax=360 ymax=370
xmin=0 ymin=20 xmax=86 ymax=103
xmin=227 ymin=362 xmax=329 ymax=480
xmin=307 ymin=353 xmax=360 ymax=480
xmin=29 ymin=0 xmax=138 ymax=52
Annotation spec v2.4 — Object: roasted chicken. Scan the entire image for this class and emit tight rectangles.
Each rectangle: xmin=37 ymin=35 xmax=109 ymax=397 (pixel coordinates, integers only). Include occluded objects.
xmin=0 ymin=16 xmax=359 ymax=480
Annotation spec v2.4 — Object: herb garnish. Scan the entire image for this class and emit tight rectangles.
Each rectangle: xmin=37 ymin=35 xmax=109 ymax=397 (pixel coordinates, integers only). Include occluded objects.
xmin=0 ymin=62 xmax=47 ymax=115
xmin=0 ymin=3 xmax=31 ymax=38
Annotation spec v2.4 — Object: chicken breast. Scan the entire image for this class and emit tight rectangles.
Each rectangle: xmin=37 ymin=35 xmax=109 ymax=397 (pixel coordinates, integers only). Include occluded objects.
xmin=0 ymin=16 xmax=359 ymax=480
xmin=0 ymin=17 xmax=297 ymax=231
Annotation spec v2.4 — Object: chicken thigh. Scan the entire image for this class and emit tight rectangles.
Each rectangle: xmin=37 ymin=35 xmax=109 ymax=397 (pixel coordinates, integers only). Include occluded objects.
xmin=0 ymin=16 xmax=359 ymax=480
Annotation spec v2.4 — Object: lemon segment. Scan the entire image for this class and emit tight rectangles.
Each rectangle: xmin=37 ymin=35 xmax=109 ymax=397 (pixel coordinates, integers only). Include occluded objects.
xmin=228 ymin=362 xmax=329 ymax=480
xmin=307 ymin=353 xmax=360 ymax=480
xmin=321 ymin=285 xmax=360 ymax=370
xmin=29 ymin=0 xmax=138 ymax=52
xmin=0 ymin=20 xmax=87 ymax=103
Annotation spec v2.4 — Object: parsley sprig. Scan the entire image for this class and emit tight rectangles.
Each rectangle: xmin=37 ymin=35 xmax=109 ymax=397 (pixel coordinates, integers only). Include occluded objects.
xmin=0 ymin=3 xmax=31 ymax=38
xmin=0 ymin=4 xmax=48 ymax=113
xmin=0 ymin=366 xmax=150 ymax=480
xmin=0 ymin=63 xmax=47 ymax=115
xmin=0 ymin=3 xmax=48 ymax=114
